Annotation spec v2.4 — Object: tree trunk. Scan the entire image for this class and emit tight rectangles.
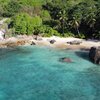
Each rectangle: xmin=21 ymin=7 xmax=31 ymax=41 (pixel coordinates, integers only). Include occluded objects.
xmin=76 ymin=26 xmax=80 ymax=35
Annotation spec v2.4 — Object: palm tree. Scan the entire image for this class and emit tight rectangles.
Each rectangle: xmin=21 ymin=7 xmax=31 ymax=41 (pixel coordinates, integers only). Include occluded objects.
xmin=69 ymin=17 xmax=80 ymax=34
xmin=58 ymin=9 xmax=68 ymax=35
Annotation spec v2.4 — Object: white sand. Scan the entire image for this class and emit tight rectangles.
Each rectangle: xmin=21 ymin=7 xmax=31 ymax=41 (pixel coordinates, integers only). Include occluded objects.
xmin=41 ymin=36 xmax=100 ymax=49
xmin=0 ymin=36 xmax=100 ymax=49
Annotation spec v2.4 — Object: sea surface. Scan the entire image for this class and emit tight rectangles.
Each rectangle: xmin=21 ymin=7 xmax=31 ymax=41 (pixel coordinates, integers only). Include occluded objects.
xmin=0 ymin=46 xmax=100 ymax=100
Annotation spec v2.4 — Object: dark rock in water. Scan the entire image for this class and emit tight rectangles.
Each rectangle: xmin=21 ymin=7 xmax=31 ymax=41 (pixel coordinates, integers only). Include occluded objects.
xmin=50 ymin=40 xmax=56 ymax=44
xmin=59 ymin=57 xmax=72 ymax=63
xmin=89 ymin=47 xmax=100 ymax=64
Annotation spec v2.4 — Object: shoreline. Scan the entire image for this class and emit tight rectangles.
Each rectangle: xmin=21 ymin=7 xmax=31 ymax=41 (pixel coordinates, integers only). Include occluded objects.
xmin=0 ymin=35 xmax=100 ymax=50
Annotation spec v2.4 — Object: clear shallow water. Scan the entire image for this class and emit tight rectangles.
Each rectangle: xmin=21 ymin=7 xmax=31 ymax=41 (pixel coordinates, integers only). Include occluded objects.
xmin=0 ymin=46 xmax=100 ymax=100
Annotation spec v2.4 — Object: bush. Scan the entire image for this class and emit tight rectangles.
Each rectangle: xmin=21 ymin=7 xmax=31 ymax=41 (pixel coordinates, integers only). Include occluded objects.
xmin=76 ymin=33 xmax=85 ymax=39
xmin=63 ymin=32 xmax=75 ymax=37
xmin=41 ymin=10 xmax=51 ymax=21
xmin=32 ymin=25 xmax=60 ymax=37
xmin=11 ymin=13 xmax=42 ymax=35
xmin=3 ymin=0 xmax=21 ymax=17
xmin=42 ymin=26 xmax=60 ymax=37
xmin=32 ymin=16 xmax=42 ymax=27
xmin=93 ymin=32 xmax=100 ymax=39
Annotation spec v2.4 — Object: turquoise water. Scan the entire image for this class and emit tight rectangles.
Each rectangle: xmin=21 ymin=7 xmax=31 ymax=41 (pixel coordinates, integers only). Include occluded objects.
xmin=0 ymin=46 xmax=100 ymax=100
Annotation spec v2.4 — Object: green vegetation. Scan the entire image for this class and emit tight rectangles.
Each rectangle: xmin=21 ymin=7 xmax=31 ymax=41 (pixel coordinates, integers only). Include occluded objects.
xmin=0 ymin=0 xmax=100 ymax=39
xmin=11 ymin=13 xmax=42 ymax=35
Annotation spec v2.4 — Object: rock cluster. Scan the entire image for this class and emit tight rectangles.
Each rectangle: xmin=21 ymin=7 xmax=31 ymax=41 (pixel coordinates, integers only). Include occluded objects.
xmin=67 ymin=40 xmax=82 ymax=45
xmin=89 ymin=47 xmax=100 ymax=64
xmin=0 ymin=39 xmax=36 ymax=48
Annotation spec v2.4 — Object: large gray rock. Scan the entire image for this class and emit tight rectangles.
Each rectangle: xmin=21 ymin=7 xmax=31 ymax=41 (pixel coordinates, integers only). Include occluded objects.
xmin=89 ymin=47 xmax=100 ymax=64
xmin=50 ymin=39 xmax=56 ymax=44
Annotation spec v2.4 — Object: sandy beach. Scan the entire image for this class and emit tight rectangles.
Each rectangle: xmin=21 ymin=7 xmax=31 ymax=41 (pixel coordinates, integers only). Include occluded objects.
xmin=0 ymin=35 xmax=100 ymax=50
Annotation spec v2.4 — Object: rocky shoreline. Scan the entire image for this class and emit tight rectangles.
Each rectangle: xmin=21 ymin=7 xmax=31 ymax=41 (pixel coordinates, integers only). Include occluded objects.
xmin=0 ymin=35 xmax=100 ymax=50
xmin=0 ymin=35 xmax=100 ymax=64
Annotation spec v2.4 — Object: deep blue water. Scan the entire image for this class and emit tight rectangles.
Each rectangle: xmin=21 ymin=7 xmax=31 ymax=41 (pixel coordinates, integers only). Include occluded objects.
xmin=0 ymin=46 xmax=100 ymax=100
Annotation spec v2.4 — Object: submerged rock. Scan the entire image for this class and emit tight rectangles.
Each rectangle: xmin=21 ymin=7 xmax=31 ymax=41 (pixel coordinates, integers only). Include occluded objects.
xmin=89 ymin=47 xmax=100 ymax=64
xmin=59 ymin=57 xmax=72 ymax=63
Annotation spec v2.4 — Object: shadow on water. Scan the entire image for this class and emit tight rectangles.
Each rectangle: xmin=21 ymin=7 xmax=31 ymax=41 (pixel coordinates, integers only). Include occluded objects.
xmin=0 ymin=46 xmax=33 ymax=54
xmin=0 ymin=48 xmax=16 ymax=58
xmin=0 ymin=47 xmax=33 ymax=60
xmin=75 ymin=50 xmax=90 ymax=61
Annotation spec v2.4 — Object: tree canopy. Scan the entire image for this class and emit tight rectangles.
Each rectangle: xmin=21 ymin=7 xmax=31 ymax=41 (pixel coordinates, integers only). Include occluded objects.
xmin=0 ymin=0 xmax=99 ymax=39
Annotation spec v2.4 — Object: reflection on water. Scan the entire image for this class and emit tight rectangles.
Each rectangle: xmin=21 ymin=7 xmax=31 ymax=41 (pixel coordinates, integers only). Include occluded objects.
xmin=0 ymin=46 xmax=100 ymax=100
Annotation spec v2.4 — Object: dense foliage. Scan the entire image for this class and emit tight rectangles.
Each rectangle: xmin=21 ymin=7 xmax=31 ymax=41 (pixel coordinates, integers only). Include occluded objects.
xmin=12 ymin=13 xmax=42 ymax=35
xmin=0 ymin=0 xmax=100 ymax=39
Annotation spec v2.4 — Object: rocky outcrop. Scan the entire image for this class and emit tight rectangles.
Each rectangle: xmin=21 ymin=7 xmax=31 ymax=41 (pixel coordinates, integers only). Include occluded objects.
xmin=89 ymin=47 xmax=100 ymax=64
xmin=0 ymin=29 xmax=5 ymax=40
